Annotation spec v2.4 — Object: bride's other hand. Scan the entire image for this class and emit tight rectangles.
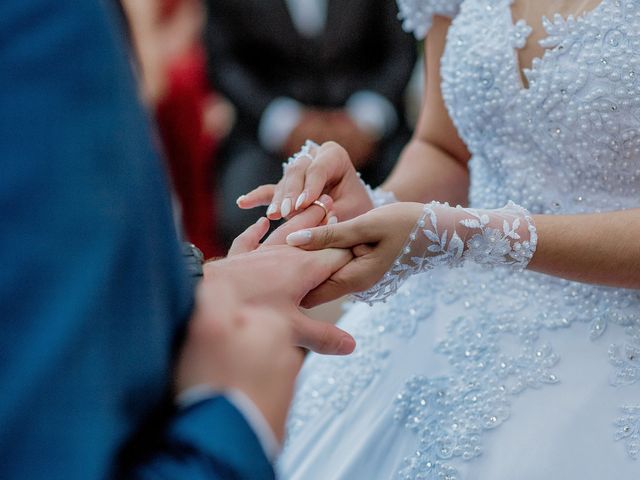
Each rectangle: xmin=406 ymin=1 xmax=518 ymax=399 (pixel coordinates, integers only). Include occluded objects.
xmin=237 ymin=141 xmax=373 ymax=223
xmin=228 ymin=194 xmax=335 ymax=256
xmin=285 ymin=203 xmax=425 ymax=307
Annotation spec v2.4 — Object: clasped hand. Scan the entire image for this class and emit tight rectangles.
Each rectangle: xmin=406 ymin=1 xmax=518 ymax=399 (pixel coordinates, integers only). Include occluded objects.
xmin=238 ymin=141 xmax=425 ymax=308
xmin=175 ymin=195 xmax=358 ymax=443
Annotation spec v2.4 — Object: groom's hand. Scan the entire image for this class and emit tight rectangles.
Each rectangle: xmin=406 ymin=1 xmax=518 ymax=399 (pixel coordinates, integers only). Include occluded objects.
xmin=176 ymin=281 xmax=303 ymax=443
xmin=203 ymin=245 xmax=355 ymax=355
xmin=203 ymin=197 xmax=355 ymax=356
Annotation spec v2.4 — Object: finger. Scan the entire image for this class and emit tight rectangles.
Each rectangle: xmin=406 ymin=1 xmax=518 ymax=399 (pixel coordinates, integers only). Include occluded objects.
xmin=290 ymin=309 xmax=355 ymax=355
xmin=301 ymin=258 xmax=380 ymax=308
xmin=297 ymin=247 xmax=353 ymax=295
xmin=281 ymin=154 xmax=313 ymax=217
xmin=266 ymin=176 xmax=287 ymax=220
xmin=298 ymin=142 xmax=351 ymax=211
xmin=237 ymin=184 xmax=276 ymax=209
xmin=285 ymin=216 xmax=377 ymax=250
xmin=228 ymin=217 xmax=270 ymax=256
xmin=263 ymin=194 xmax=334 ymax=246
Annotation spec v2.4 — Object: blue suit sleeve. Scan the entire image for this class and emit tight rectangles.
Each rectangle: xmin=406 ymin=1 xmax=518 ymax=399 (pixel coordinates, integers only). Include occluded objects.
xmin=0 ymin=1 xmax=274 ymax=479
xmin=128 ymin=397 xmax=275 ymax=480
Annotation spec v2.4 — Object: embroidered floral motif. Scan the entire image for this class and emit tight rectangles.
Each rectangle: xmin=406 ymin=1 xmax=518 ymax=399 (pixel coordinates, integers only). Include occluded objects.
xmin=609 ymin=342 xmax=640 ymax=386
xmin=352 ymin=201 xmax=537 ymax=304
xmin=615 ymin=406 xmax=640 ymax=460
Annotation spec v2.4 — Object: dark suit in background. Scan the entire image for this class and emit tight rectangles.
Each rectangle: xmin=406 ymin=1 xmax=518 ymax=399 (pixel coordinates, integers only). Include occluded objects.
xmin=204 ymin=0 xmax=417 ymax=245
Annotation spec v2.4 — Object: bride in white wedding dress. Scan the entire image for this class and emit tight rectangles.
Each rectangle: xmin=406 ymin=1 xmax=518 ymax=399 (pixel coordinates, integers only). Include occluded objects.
xmin=240 ymin=0 xmax=640 ymax=478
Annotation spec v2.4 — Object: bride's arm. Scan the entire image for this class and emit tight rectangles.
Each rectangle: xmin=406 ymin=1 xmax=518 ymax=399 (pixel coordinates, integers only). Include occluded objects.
xmin=381 ymin=16 xmax=470 ymax=206
xmin=285 ymin=203 xmax=640 ymax=306
xmin=531 ymin=210 xmax=640 ymax=289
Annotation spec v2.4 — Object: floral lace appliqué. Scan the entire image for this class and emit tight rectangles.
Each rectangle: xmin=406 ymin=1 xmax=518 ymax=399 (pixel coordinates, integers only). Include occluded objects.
xmin=353 ymin=201 xmax=537 ymax=304
xmin=615 ymin=406 xmax=640 ymax=460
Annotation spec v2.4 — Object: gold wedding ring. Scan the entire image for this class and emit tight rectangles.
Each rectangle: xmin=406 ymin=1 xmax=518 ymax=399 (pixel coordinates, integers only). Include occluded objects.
xmin=312 ymin=200 xmax=329 ymax=220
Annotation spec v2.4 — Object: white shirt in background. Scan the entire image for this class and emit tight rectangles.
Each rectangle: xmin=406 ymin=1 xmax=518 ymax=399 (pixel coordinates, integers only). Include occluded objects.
xmin=285 ymin=0 xmax=328 ymax=38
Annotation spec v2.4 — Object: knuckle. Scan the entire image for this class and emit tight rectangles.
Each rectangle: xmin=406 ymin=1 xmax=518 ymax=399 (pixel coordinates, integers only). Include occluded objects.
xmin=318 ymin=227 xmax=335 ymax=246
xmin=316 ymin=325 xmax=332 ymax=353
xmin=285 ymin=161 xmax=305 ymax=178
xmin=305 ymin=162 xmax=324 ymax=179
xmin=324 ymin=141 xmax=349 ymax=160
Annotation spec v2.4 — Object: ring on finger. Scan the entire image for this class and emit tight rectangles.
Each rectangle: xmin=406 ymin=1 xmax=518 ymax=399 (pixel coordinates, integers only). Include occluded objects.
xmin=311 ymin=200 xmax=329 ymax=220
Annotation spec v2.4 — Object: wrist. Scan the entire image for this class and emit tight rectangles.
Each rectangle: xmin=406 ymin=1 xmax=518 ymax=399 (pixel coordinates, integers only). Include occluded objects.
xmin=359 ymin=175 xmax=398 ymax=210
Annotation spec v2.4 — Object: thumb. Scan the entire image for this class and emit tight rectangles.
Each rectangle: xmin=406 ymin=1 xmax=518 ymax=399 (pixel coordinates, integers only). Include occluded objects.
xmin=285 ymin=216 xmax=377 ymax=251
xmin=290 ymin=309 xmax=356 ymax=355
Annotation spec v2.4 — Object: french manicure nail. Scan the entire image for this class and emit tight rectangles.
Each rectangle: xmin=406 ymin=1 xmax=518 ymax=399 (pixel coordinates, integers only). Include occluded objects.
xmin=328 ymin=216 xmax=338 ymax=225
xmin=236 ymin=195 xmax=246 ymax=205
xmin=295 ymin=192 xmax=307 ymax=210
xmin=286 ymin=230 xmax=312 ymax=246
xmin=266 ymin=203 xmax=277 ymax=216
xmin=281 ymin=198 xmax=292 ymax=217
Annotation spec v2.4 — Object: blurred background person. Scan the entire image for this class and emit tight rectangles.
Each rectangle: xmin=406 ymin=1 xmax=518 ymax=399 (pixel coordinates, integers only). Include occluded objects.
xmin=122 ymin=0 xmax=234 ymax=258
xmin=204 ymin=0 xmax=417 ymax=246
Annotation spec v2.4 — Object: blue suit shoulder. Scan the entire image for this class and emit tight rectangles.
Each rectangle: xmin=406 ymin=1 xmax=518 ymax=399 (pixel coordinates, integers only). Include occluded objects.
xmin=0 ymin=1 xmax=271 ymax=478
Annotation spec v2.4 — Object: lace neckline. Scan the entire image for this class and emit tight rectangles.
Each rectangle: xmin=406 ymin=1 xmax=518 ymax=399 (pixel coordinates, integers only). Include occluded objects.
xmin=508 ymin=0 xmax=609 ymax=90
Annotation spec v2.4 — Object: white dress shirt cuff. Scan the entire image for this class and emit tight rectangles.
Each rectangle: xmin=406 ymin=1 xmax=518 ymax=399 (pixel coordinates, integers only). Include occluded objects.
xmin=346 ymin=90 xmax=398 ymax=140
xmin=176 ymin=385 xmax=281 ymax=462
xmin=258 ymin=97 xmax=303 ymax=153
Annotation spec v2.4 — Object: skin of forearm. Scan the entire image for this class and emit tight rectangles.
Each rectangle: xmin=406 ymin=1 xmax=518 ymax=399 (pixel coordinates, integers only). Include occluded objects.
xmin=529 ymin=210 xmax=640 ymax=289
xmin=381 ymin=138 xmax=469 ymax=206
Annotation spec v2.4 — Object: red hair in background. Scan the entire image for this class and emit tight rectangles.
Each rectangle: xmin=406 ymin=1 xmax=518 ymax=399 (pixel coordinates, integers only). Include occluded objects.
xmin=154 ymin=0 xmax=226 ymax=258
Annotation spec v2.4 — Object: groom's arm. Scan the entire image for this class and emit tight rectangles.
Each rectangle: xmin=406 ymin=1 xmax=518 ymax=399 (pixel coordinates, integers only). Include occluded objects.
xmin=125 ymin=230 xmax=355 ymax=479
xmin=125 ymin=396 xmax=276 ymax=480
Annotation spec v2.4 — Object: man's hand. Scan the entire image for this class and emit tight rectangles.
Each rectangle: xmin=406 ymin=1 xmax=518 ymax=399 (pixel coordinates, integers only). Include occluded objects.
xmin=206 ymin=195 xmax=356 ymax=355
xmin=206 ymin=245 xmax=354 ymax=355
xmin=175 ymin=281 xmax=303 ymax=443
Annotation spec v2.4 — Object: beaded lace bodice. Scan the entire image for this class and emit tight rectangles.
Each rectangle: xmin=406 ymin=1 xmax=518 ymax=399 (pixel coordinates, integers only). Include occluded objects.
xmin=434 ymin=0 xmax=640 ymax=215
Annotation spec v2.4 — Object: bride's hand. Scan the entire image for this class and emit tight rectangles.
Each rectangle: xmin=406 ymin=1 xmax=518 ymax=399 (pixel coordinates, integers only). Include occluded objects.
xmin=285 ymin=202 xmax=425 ymax=307
xmin=236 ymin=141 xmax=373 ymax=224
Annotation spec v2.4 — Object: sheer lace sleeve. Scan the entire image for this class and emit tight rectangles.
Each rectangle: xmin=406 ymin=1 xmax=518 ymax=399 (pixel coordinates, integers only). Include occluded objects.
xmin=353 ymin=201 xmax=538 ymax=304
xmin=397 ymin=0 xmax=464 ymax=39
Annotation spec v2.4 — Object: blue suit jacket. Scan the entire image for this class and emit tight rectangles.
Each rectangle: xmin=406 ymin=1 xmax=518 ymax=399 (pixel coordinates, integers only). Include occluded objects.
xmin=0 ymin=1 xmax=274 ymax=478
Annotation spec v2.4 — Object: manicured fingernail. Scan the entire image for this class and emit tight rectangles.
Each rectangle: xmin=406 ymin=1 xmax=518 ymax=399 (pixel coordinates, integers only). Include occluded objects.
xmin=286 ymin=230 xmax=312 ymax=246
xmin=295 ymin=192 xmax=307 ymax=210
xmin=266 ymin=203 xmax=277 ymax=216
xmin=281 ymin=198 xmax=292 ymax=218
xmin=236 ymin=195 xmax=246 ymax=205
xmin=328 ymin=216 xmax=338 ymax=225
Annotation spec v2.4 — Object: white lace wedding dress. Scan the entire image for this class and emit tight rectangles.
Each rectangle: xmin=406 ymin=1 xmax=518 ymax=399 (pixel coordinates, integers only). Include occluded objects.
xmin=279 ymin=1 xmax=640 ymax=478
